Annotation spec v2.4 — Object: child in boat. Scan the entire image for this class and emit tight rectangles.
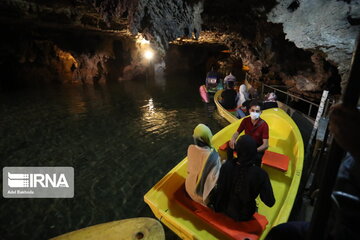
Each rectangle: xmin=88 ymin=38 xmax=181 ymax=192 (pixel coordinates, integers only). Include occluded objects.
xmin=185 ymin=124 xmax=222 ymax=206
xmin=211 ymin=135 xmax=275 ymax=221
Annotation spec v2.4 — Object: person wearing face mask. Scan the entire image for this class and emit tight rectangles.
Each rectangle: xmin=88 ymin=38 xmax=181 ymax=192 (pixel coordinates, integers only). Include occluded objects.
xmin=229 ymin=100 xmax=269 ymax=166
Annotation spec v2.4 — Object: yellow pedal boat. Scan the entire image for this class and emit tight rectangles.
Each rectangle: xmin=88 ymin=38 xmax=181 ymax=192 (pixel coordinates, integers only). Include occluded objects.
xmin=214 ymin=90 xmax=239 ymax=123
xmin=50 ymin=217 xmax=165 ymax=240
xmin=144 ymin=105 xmax=304 ymax=239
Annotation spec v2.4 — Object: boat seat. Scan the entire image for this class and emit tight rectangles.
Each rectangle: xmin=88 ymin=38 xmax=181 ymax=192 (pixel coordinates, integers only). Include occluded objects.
xmin=174 ymin=185 xmax=268 ymax=240
xmin=219 ymin=141 xmax=290 ymax=172
xmin=261 ymin=150 xmax=290 ymax=172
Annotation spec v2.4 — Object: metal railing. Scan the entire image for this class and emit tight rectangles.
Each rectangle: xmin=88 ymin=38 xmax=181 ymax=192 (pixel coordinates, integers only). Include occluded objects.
xmin=258 ymin=81 xmax=320 ymax=118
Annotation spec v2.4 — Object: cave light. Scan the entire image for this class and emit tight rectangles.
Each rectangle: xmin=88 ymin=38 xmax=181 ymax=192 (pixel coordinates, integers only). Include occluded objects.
xmin=136 ymin=34 xmax=150 ymax=45
xmin=144 ymin=50 xmax=154 ymax=60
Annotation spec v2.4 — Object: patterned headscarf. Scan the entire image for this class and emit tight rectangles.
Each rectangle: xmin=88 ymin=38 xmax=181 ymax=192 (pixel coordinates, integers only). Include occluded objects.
xmin=193 ymin=124 xmax=213 ymax=148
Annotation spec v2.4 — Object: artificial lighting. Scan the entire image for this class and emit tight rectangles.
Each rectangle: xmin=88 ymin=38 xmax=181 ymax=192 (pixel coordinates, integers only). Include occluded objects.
xmin=136 ymin=34 xmax=150 ymax=45
xmin=144 ymin=50 xmax=154 ymax=60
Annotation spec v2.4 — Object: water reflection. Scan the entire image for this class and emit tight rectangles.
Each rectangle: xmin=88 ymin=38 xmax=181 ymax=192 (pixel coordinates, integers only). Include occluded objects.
xmin=0 ymin=73 xmax=228 ymax=240
xmin=141 ymin=98 xmax=178 ymax=134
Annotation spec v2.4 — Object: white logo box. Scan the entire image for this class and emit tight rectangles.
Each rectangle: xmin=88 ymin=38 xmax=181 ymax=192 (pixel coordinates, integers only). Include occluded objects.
xmin=3 ymin=167 xmax=74 ymax=198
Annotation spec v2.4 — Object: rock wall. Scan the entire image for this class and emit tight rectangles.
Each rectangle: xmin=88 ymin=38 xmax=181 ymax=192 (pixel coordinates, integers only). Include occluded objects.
xmin=0 ymin=0 xmax=358 ymax=97
xmin=200 ymin=0 xmax=356 ymax=99
xmin=0 ymin=19 xmax=138 ymax=89
xmin=268 ymin=0 xmax=360 ymax=93
xmin=89 ymin=0 xmax=204 ymax=54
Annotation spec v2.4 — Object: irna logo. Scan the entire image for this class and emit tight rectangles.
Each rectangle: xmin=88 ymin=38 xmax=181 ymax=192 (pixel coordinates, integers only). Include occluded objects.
xmin=8 ymin=172 xmax=69 ymax=188
xmin=3 ymin=167 xmax=74 ymax=198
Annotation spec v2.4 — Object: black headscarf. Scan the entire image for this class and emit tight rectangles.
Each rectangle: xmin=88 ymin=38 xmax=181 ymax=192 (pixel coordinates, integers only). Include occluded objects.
xmin=233 ymin=135 xmax=257 ymax=198
xmin=211 ymin=135 xmax=258 ymax=219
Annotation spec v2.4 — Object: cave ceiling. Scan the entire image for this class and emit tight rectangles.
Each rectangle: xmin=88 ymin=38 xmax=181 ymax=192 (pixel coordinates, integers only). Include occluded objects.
xmin=1 ymin=0 xmax=359 ymax=98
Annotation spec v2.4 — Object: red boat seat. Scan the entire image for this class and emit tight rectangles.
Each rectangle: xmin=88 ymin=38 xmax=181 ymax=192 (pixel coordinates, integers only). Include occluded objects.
xmin=218 ymin=141 xmax=290 ymax=171
xmin=174 ymin=185 xmax=268 ymax=240
xmin=262 ymin=150 xmax=290 ymax=172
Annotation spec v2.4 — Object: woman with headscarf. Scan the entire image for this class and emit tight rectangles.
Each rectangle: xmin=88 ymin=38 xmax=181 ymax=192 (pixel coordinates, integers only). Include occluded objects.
xmin=236 ymin=84 xmax=250 ymax=118
xmin=211 ymin=135 xmax=275 ymax=221
xmin=263 ymin=92 xmax=278 ymax=110
xmin=237 ymin=84 xmax=250 ymax=107
xmin=185 ymin=124 xmax=222 ymax=206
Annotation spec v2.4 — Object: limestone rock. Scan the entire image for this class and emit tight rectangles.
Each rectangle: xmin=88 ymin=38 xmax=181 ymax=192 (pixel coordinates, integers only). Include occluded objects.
xmin=268 ymin=0 xmax=360 ymax=92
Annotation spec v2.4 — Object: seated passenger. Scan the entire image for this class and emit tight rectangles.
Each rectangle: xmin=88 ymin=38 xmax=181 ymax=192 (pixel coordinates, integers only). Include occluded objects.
xmin=206 ymin=66 xmax=219 ymax=91
xmin=185 ymin=124 xmax=222 ymax=206
xmin=236 ymin=83 xmax=250 ymax=118
xmin=211 ymin=135 xmax=275 ymax=221
xmin=229 ymin=100 xmax=269 ymax=166
xmin=263 ymin=92 xmax=278 ymax=110
xmin=224 ymin=71 xmax=237 ymax=89
xmin=237 ymin=83 xmax=250 ymax=107
xmin=221 ymin=81 xmax=238 ymax=110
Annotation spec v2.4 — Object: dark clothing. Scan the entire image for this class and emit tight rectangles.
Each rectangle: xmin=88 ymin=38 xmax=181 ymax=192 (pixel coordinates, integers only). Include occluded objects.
xmin=263 ymin=101 xmax=278 ymax=110
xmin=256 ymin=151 xmax=265 ymax=167
xmin=242 ymin=99 xmax=251 ymax=114
xmin=265 ymin=221 xmax=310 ymax=240
xmin=266 ymin=154 xmax=360 ymax=240
xmin=237 ymin=117 xmax=269 ymax=147
xmin=221 ymin=89 xmax=238 ymax=110
xmin=212 ymin=161 xmax=275 ymax=221
xmin=212 ymin=136 xmax=274 ymax=221
xmin=329 ymin=153 xmax=360 ymax=240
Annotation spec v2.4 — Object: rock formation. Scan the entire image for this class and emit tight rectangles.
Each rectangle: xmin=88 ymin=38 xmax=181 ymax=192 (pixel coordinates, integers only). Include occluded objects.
xmin=0 ymin=0 xmax=359 ymax=100
xmin=268 ymin=0 xmax=360 ymax=94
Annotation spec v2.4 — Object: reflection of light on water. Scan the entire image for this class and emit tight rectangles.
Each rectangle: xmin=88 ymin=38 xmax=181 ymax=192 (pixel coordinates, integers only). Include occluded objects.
xmin=141 ymin=98 xmax=177 ymax=133
xmin=148 ymin=98 xmax=154 ymax=113
xmin=69 ymin=101 xmax=86 ymax=115
xmin=67 ymin=93 xmax=87 ymax=115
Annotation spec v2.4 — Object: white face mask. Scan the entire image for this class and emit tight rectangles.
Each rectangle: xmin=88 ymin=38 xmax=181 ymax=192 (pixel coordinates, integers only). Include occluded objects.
xmin=250 ymin=111 xmax=260 ymax=120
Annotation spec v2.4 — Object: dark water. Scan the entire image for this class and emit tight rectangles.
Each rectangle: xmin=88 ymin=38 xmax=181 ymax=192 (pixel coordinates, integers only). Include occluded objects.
xmin=0 ymin=73 xmax=228 ymax=240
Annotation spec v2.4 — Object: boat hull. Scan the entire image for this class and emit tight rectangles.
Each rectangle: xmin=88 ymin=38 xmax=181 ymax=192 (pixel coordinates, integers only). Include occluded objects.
xmin=199 ymin=85 xmax=209 ymax=103
xmin=144 ymin=108 xmax=304 ymax=240
xmin=50 ymin=218 xmax=165 ymax=240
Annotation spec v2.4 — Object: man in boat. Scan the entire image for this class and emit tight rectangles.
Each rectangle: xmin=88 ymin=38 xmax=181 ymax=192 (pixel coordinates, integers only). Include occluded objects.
xmin=185 ymin=124 xmax=222 ymax=206
xmin=220 ymin=81 xmax=238 ymax=110
xmin=229 ymin=100 xmax=269 ymax=166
